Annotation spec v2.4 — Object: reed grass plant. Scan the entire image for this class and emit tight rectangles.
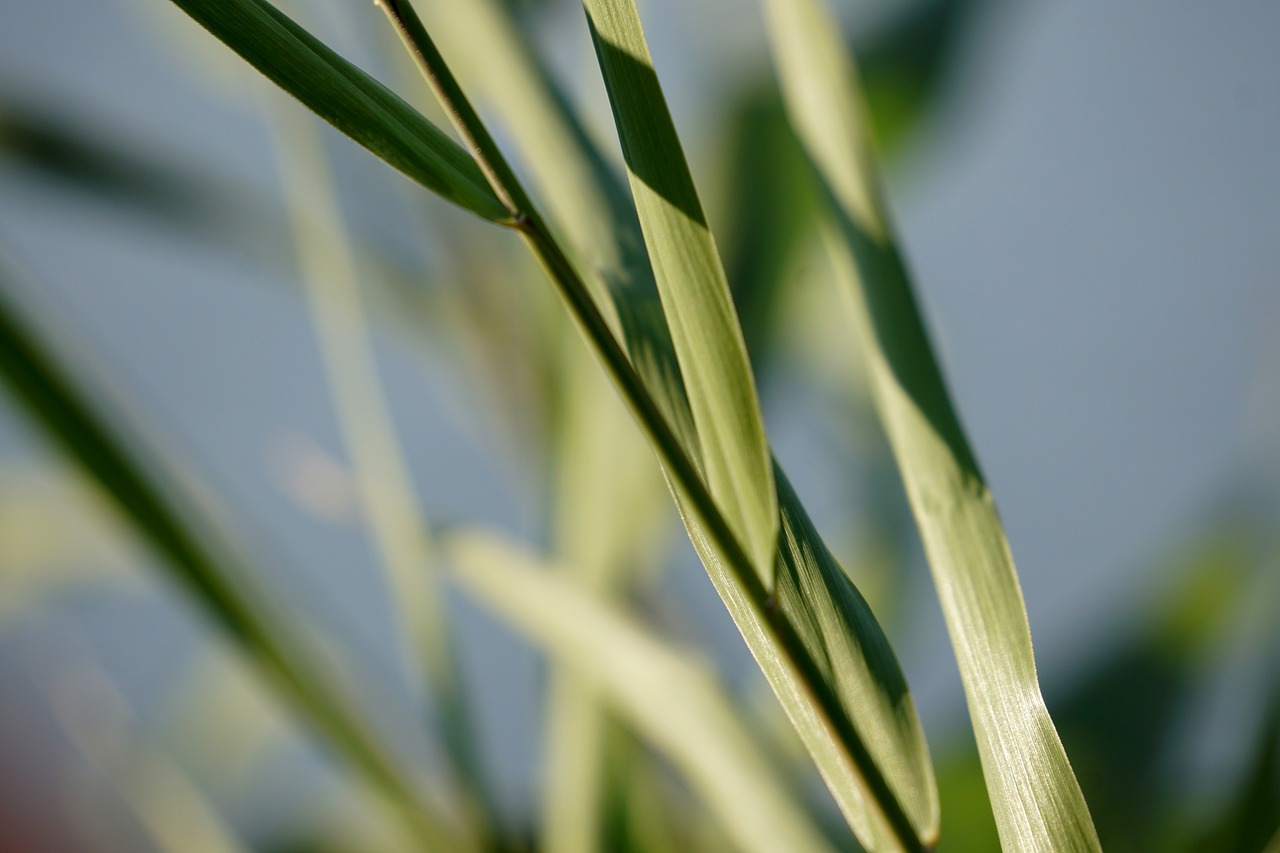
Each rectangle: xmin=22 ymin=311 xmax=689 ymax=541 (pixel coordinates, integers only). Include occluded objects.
xmin=1 ymin=1 xmax=1276 ymax=851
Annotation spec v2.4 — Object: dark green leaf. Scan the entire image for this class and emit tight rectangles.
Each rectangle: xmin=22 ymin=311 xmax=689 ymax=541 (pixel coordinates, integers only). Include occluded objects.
xmin=165 ymin=0 xmax=509 ymax=222
xmin=762 ymin=0 xmax=1099 ymax=847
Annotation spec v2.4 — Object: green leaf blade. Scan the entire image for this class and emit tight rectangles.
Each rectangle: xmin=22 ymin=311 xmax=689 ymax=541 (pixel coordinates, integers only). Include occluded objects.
xmin=679 ymin=467 xmax=939 ymax=851
xmin=433 ymin=6 xmax=940 ymax=847
xmin=0 ymin=263 xmax=472 ymax=852
xmin=165 ymin=0 xmax=509 ymax=223
xmin=419 ymin=0 xmax=701 ymax=461
xmin=447 ymin=530 xmax=837 ymax=853
xmin=761 ymin=0 xmax=1101 ymax=848
xmin=581 ymin=0 xmax=778 ymax=584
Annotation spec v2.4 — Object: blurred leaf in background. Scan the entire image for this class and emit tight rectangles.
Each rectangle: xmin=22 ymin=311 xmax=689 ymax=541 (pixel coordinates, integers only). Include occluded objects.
xmin=1 ymin=0 xmax=1277 ymax=851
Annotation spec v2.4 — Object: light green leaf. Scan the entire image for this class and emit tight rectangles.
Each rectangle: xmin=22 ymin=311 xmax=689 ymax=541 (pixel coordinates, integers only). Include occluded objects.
xmin=678 ymin=466 xmax=939 ymax=851
xmin=761 ymin=0 xmax=1101 ymax=848
xmin=162 ymin=0 xmax=509 ymax=223
xmin=419 ymin=0 xmax=700 ymax=460
xmin=416 ymin=6 xmax=688 ymax=848
xmin=446 ymin=529 xmax=835 ymax=853
xmin=580 ymin=0 xmax=778 ymax=585
xmin=407 ymin=4 xmax=938 ymax=847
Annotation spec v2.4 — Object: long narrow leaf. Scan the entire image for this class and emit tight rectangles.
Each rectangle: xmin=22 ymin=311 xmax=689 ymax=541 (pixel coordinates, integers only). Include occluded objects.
xmin=266 ymin=99 xmax=495 ymax=841
xmin=580 ymin=0 xmax=778 ymax=584
xmin=416 ymin=6 xmax=688 ymax=847
xmin=446 ymin=529 xmax=835 ymax=853
xmin=401 ymin=5 xmax=939 ymax=848
xmin=163 ymin=0 xmax=509 ymax=223
xmin=761 ymin=0 xmax=1101 ymax=848
xmin=37 ymin=649 xmax=250 ymax=853
xmin=211 ymin=2 xmax=945 ymax=844
xmin=681 ymin=466 xmax=940 ymax=850
xmin=419 ymin=0 xmax=699 ymax=459
xmin=0 ymin=262 xmax=470 ymax=851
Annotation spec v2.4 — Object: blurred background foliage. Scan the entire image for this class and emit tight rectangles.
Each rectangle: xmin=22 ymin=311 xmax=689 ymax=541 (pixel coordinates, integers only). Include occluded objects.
xmin=1 ymin=0 xmax=1277 ymax=850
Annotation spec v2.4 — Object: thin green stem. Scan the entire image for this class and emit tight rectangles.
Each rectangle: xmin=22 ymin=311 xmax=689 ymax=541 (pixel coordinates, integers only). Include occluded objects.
xmin=369 ymin=0 xmax=764 ymax=610
xmin=370 ymin=4 xmax=921 ymax=846
xmin=376 ymin=0 xmax=532 ymax=220
xmin=378 ymin=15 xmax=681 ymax=563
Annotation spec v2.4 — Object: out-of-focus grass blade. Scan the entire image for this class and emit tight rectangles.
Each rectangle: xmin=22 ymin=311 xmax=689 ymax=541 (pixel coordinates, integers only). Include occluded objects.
xmin=0 ymin=467 xmax=137 ymax=628
xmin=161 ymin=0 xmax=508 ymax=223
xmin=580 ymin=0 xmax=778 ymax=584
xmin=713 ymin=87 xmax=818 ymax=366
xmin=408 ymin=4 xmax=937 ymax=847
xmin=541 ymin=334 xmax=673 ymax=852
xmin=36 ymin=641 xmax=250 ymax=853
xmin=853 ymin=0 xmax=978 ymax=155
xmin=268 ymin=98 xmax=495 ymax=842
xmin=0 ymin=93 xmax=264 ymax=235
xmin=1059 ymin=530 xmax=1258 ymax=848
xmin=446 ymin=529 xmax=835 ymax=853
xmin=0 ymin=93 xmax=435 ymax=316
xmin=761 ymin=0 xmax=1100 ymax=848
xmin=0 ymin=262 xmax=469 ymax=852
xmin=157 ymin=649 xmax=417 ymax=853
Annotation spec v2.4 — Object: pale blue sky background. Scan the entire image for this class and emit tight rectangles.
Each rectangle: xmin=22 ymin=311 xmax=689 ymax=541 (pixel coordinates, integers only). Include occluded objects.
xmin=1 ymin=0 xmax=1277 ymax=841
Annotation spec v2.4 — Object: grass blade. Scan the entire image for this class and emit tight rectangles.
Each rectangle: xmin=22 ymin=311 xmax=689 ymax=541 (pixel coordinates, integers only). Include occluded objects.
xmin=369 ymin=5 xmax=938 ymax=848
xmin=414 ymin=5 xmax=688 ymax=846
xmin=679 ymin=466 xmax=939 ymax=850
xmin=201 ymin=1 xmax=944 ymax=842
xmin=162 ymin=0 xmax=508 ymax=223
xmin=539 ymin=346 xmax=673 ymax=853
xmin=0 ymin=467 xmax=137 ymax=629
xmin=761 ymin=0 xmax=1101 ymax=848
xmin=580 ymin=0 xmax=778 ymax=585
xmin=36 ymin=644 xmax=250 ymax=853
xmin=417 ymin=0 xmax=699 ymax=459
xmin=266 ymin=99 xmax=494 ymax=842
xmin=0 ymin=262 xmax=471 ymax=851
xmin=446 ymin=529 xmax=836 ymax=853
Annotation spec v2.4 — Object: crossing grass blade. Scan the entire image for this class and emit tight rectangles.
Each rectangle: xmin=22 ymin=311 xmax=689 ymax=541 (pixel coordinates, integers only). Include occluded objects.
xmin=679 ymin=466 xmax=940 ymax=851
xmin=37 ymin=648 xmax=251 ymax=853
xmin=383 ymin=3 xmax=938 ymax=847
xmin=266 ymin=100 xmax=496 ymax=844
xmin=418 ymin=0 xmax=699 ymax=458
xmin=761 ymin=0 xmax=1101 ymax=848
xmin=162 ymin=0 xmax=509 ymax=223
xmin=416 ymin=4 xmax=687 ymax=846
xmin=446 ymin=529 xmax=836 ymax=853
xmin=165 ymin=0 xmax=940 ymax=843
xmin=0 ymin=262 xmax=472 ymax=852
xmin=580 ymin=0 xmax=778 ymax=585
